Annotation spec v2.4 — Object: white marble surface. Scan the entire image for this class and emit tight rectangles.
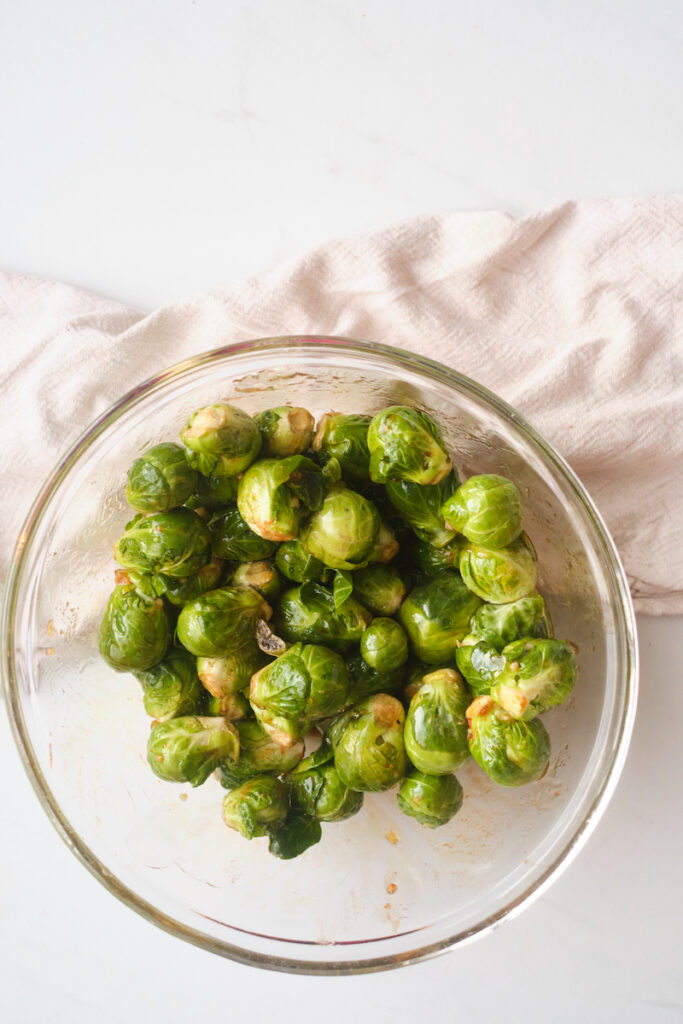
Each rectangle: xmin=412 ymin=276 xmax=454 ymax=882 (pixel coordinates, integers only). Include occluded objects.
xmin=2 ymin=2 xmax=682 ymax=1021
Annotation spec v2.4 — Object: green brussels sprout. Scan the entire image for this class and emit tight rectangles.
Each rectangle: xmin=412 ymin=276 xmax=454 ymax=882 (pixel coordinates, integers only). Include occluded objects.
xmin=208 ymin=507 xmax=278 ymax=562
xmin=346 ymin=652 xmax=405 ymax=705
xmin=230 ymin=560 xmax=281 ymax=600
xmin=398 ymin=574 xmax=482 ymax=664
xmin=360 ymin=618 xmax=409 ymax=673
xmin=254 ymin=406 xmax=316 ymax=457
xmin=367 ymin=517 xmax=400 ymax=563
xmin=201 ymin=691 xmax=251 ymax=720
xmin=470 ymin=593 xmax=551 ymax=650
xmin=455 ymin=641 xmax=506 ymax=696
xmin=412 ymin=537 xmax=464 ymax=577
xmin=180 ymin=402 xmax=261 ymax=477
xmin=404 ymin=668 xmax=470 ymax=774
xmin=134 ymin=647 xmax=202 ymax=721
xmin=217 ymin=720 xmax=305 ymax=788
xmin=197 ymin=640 xmax=265 ymax=697
xmin=385 ymin=470 xmax=459 ymax=547
xmin=275 ymin=539 xmax=329 ymax=583
xmin=186 ymin=473 xmax=239 ymax=510
xmin=441 ymin=474 xmax=523 ymax=549
xmin=352 ymin=564 xmax=406 ymax=616
xmin=489 ymin=638 xmax=576 ymax=720
xmin=333 ymin=694 xmax=406 ymax=792
xmin=312 ymin=413 xmax=371 ymax=480
xmin=153 ymin=556 xmax=224 ymax=606
xmin=176 ymin=587 xmax=271 ymax=657
xmin=98 ymin=585 xmax=171 ymax=671
xmin=301 ymin=485 xmax=380 ymax=570
xmin=397 ymin=770 xmax=464 ymax=829
xmin=237 ymin=456 xmax=325 ymax=542
xmin=287 ymin=742 xmax=364 ymax=822
xmin=276 ymin=583 xmax=371 ymax=652
xmin=115 ymin=508 xmax=212 ymax=578
xmin=125 ymin=442 xmax=197 ymax=513
xmin=222 ymin=776 xmax=289 ymax=838
xmin=367 ymin=406 xmax=452 ymax=485
xmin=147 ymin=715 xmax=239 ymax=786
xmin=467 ymin=695 xmax=550 ymax=786
xmin=267 ymin=810 xmax=322 ymax=859
xmin=249 ymin=642 xmax=349 ymax=746
xmin=459 ymin=535 xmax=537 ymax=604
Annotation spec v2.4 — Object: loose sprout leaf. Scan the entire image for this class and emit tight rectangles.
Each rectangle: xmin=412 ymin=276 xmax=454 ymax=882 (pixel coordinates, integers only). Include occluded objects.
xmin=267 ymin=810 xmax=322 ymax=860
xmin=333 ymin=570 xmax=354 ymax=611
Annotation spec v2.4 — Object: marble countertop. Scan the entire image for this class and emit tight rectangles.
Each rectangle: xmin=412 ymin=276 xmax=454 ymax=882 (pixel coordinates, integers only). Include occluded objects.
xmin=2 ymin=2 xmax=682 ymax=1021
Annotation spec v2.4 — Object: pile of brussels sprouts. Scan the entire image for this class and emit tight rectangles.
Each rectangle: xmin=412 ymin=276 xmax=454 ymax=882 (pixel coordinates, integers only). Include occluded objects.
xmin=99 ymin=401 xmax=577 ymax=860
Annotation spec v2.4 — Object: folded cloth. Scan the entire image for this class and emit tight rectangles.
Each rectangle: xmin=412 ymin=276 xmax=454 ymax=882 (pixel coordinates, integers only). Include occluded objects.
xmin=1 ymin=196 xmax=681 ymax=613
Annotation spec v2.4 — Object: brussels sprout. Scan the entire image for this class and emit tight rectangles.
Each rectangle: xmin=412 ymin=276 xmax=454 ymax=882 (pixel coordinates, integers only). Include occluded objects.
xmin=455 ymin=641 xmax=505 ymax=696
xmin=134 ymin=647 xmax=202 ymax=721
xmin=301 ymin=485 xmax=380 ymax=570
xmin=237 ymin=456 xmax=325 ymax=542
xmin=399 ymin=574 xmax=482 ymax=664
xmin=176 ymin=587 xmax=271 ymax=657
xmin=197 ymin=640 xmax=265 ymax=697
xmin=147 ymin=715 xmax=239 ymax=786
xmin=312 ymin=413 xmax=372 ymax=480
xmin=397 ymin=770 xmax=464 ymax=829
xmin=467 ymin=695 xmax=550 ymax=786
xmin=385 ymin=471 xmax=459 ymax=547
xmin=412 ymin=537 xmax=464 ymax=577
xmin=287 ymin=742 xmax=364 ymax=822
xmin=208 ymin=507 xmax=278 ymax=562
xmin=231 ymin=560 xmax=281 ymax=600
xmin=459 ymin=535 xmax=537 ymax=604
xmin=267 ymin=810 xmax=322 ymax=859
xmin=115 ymin=509 xmax=212 ymax=578
xmin=360 ymin=618 xmax=409 ymax=673
xmin=276 ymin=583 xmax=371 ymax=652
xmin=346 ymin=652 xmax=405 ymax=705
xmin=126 ymin=443 xmax=197 ymax=513
xmin=255 ymin=406 xmax=316 ymax=457
xmin=367 ymin=406 xmax=452 ymax=485
xmin=217 ymin=720 xmax=305 ymax=788
xmin=352 ymin=564 xmax=406 ymax=616
xmin=489 ymin=638 xmax=576 ymax=719
xmin=202 ymin=691 xmax=251 ymax=720
xmin=153 ymin=556 xmax=224 ymax=606
xmin=334 ymin=694 xmax=406 ymax=792
xmin=181 ymin=403 xmax=261 ymax=477
xmin=222 ymin=776 xmax=289 ymax=838
xmin=187 ymin=473 xmax=239 ymax=510
xmin=441 ymin=474 xmax=523 ymax=549
xmin=470 ymin=593 xmax=551 ymax=650
xmin=249 ymin=642 xmax=349 ymax=746
xmin=275 ymin=539 xmax=329 ymax=584
xmin=404 ymin=668 xmax=470 ymax=774
xmin=98 ymin=585 xmax=171 ymax=672
xmin=367 ymin=518 xmax=400 ymax=563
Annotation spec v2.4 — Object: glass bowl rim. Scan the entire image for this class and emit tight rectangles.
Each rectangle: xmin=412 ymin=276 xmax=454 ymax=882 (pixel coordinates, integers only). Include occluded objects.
xmin=1 ymin=335 xmax=638 ymax=974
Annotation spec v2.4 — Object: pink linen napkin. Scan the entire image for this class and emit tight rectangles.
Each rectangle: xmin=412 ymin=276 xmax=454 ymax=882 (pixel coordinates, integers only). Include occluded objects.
xmin=1 ymin=196 xmax=681 ymax=613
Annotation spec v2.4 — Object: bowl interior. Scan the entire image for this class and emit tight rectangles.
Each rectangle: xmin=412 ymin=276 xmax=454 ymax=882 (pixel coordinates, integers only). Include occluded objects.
xmin=5 ymin=339 xmax=635 ymax=972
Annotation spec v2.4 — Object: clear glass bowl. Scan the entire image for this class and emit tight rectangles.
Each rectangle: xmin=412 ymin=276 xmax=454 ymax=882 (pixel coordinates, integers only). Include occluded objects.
xmin=2 ymin=337 xmax=637 ymax=974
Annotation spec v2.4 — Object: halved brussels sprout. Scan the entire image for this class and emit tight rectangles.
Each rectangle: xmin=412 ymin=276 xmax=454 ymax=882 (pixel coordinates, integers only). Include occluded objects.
xmin=126 ymin=443 xmax=197 ymax=513
xmin=385 ymin=470 xmax=459 ymax=547
xmin=217 ymin=720 xmax=305 ymax=788
xmin=404 ymin=668 xmax=470 ymax=774
xmin=222 ymin=776 xmax=289 ymax=838
xmin=360 ymin=618 xmax=409 ymax=673
xmin=455 ymin=641 xmax=505 ymax=697
xmin=134 ymin=647 xmax=202 ymax=721
xmin=399 ymin=574 xmax=482 ymax=664
xmin=346 ymin=652 xmax=405 ymax=705
xmin=275 ymin=539 xmax=329 ymax=583
xmin=467 ymin=695 xmax=550 ymax=786
xmin=197 ymin=640 xmax=265 ymax=698
xmin=287 ymin=742 xmax=364 ymax=822
xmin=147 ymin=715 xmax=239 ymax=786
xmin=267 ymin=810 xmax=322 ymax=859
xmin=276 ymin=583 xmax=371 ymax=652
xmin=201 ymin=691 xmax=251 ymax=720
xmin=470 ymin=593 xmax=551 ymax=650
xmin=176 ymin=587 xmax=271 ymax=657
xmin=115 ymin=508 xmax=212 ymax=578
xmin=301 ymin=485 xmax=380 ymax=570
xmin=412 ymin=536 xmax=464 ymax=577
xmin=367 ymin=406 xmax=452 ymax=485
xmin=237 ymin=456 xmax=325 ymax=542
xmin=208 ymin=507 xmax=278 ymax=562
xmin=255 ymin=406 xmax=315 ymax=457
xmin=459 ymin=534 xmax=537 ymax=604
xmin=397 ymin=770 xmax=463 ymax=829
xmin=333 ymin=694 xmax=406 ymax=792
xmin=441 ymin=474 xmax=523 ymax=549
xmin=186 ymin=473 xmax=238 ymax=510
xmin=153 ymin=556 xmax=224 ymax=606
xmin=181 ymin=403 xmax=261 ymax=477
xmin=230 ymin=560 xmax=282 ymax=600
xmin=352 ymin=564 xmax=406 ymax=616
xmin=312 ymin=413 xmax=371 ymax=480
xmin=489 ymin=638 xmax=576 ymax=719
xmin=98 ymin=585 xmax=171 ymax=672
